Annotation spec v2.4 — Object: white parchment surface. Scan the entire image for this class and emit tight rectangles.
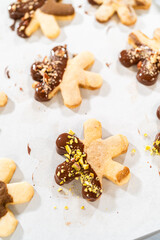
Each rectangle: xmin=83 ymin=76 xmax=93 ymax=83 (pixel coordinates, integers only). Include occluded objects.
xmin=1 ymin=1 xmax=160 ymax=240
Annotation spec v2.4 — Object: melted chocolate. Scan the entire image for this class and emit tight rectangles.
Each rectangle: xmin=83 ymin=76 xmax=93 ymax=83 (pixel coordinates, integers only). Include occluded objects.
xmin=31 ymin=45 xmax=68 ymax=102
xmin=119 ymin=46 xmax=160 ymax=86
xmin=41 ymin=0 xmax=75 ymax=16
xmin=157 ymin=106 xmax=160 ymax=120
xmin=55 ymin=133 xmax=102 ymax=201
xmin=10 ymin=20 xmax=16 ymax=31
xmin=8 ymin=0 xmax=74 ymax=38
xmin=0 ymin=181 xmax=13 ymax=218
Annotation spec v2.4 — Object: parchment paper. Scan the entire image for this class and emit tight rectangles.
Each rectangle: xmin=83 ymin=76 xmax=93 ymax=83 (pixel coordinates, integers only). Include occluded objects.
xmin=1 ymin=1 xmax=160 ymax=239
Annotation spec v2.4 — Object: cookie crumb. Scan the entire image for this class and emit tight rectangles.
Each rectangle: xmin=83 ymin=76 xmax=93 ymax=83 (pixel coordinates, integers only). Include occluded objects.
xmin=78 ymin=5 xmax=82 ymax=8
xmin=66 ymin=222 xmax=71 ymax=226
xmin=57 ymin=187 xmax=62 ymax=192
xmin=19 ymin=87 xmax=23 ymax=91
xmin=105 ymin=62 xmax=111 ymax=68
xmin=150 ymin=165 xmax=152 ymax=168
xmin=131 ymin=148 xmax=136 ymax=154
xmin=27 ymin=144 xmax=31 ymax=155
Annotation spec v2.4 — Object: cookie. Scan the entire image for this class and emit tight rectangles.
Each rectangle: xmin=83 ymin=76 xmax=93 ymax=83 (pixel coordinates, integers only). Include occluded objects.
xmin=31 ymin=45 xmax=103 ymax=108
xmin=55 ymin=119 xmax=130 ymax=201
xmin=8 ymin=0 xmax=75 ymax=39
xmin=119 ymin=28 xmax=160 ymax=86
xmin=0 ymin=158 xmax=34 ymax=237
xmin=0 ymin=92 xmax=8 ymax=107
xmin=89 ymin=0 xmax=151 ymax=26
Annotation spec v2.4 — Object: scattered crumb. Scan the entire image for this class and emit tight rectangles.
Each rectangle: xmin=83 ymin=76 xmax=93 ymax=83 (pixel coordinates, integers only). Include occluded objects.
xmin=72 ymin=53 xmax=77 ymax=58
xmin=66 ymin=222 xmax=71 ymax=226
xmin=84 ymin=11 xmax=88 ymax=15
xmin=144 ymin=133 xmax=148 ymax=137
xmin=138 ymin=129 xmax=141 ymax=135
xmin=19 ymin=87 xmax=23 ymax=91
xmin=54 ymin=206 xmax=57 ymax=209
xmin=27 ymin=144 xmax=31 ymax=155
xmin=150 ymin=165 xmax=152 ymax=168
xmin=159 ymin=171 xmax=160 ymax=176
xmin=145 ymin=145 xmax=151 ymax=151
xmin=117 ymin=211 xmax=119 ymax=214
xmin=64 ymin=206 xmax=69 ymax=210
xmin=105 ymin=62 xmax=111 ymax=68
xmin=78 ymin=5 xmax=82 ymax=8
xmin=81 ymin=206 xmax=85 ymax=210
xmin=131 ymin=149 xmax=136 ymax=154
xmin=5 ymin=67 xmax=10 ymax=79
xmin=57 ymin=187 xmax=62 ymax=192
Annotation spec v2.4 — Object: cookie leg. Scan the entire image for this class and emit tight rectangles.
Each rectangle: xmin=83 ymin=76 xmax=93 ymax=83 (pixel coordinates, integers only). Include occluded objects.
xmin=117 ymin=4 xmax=137 ymax=26
xmin=83 ymin=119 xmax=102 ymax=148
xmin=35 ymin=9 xmax=60 ymax=39
xmin=79 ymin=71 xmax=103 ymax=89
xmin=154 ymin=28 xmax=160 ymax=41
xmin=104 ymin=159 xmax=130 ymax=185
xmin=25 ymin=17 xmax=40 ymax=37
xmin=60 ymin=66 xmax=82 ymax=108
xmin=7 ymin=182 xmax=34 ymax=204
xmin=0 ymin=210 xmax=18 ymax=237
xmin=0 ymin=158 xmax=16 ymax=183
xmin=95 ymin=2 xmax=115 ymax=23
xmin=70 ymin=52 xmax=95 ymax=70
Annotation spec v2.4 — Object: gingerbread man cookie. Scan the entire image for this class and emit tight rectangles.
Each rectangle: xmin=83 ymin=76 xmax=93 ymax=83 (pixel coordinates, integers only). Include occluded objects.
xmin=55 ymin=119 xmax=130 ymax=201
xmin=119 ymin=28 xmax=160 ymax=86
xmin=89 ymin=0 xmax=151 ymax=26
xmin=0 ymin=158 xmax=34 ymax=237
xmin=8 ymin=0 xmax=75 ymax=39
xmin=31 ymin=45 xmax=103 ymax=108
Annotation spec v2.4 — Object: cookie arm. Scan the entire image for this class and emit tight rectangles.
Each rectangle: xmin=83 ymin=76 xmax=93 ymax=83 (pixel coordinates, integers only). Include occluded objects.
xmin=0 ymin=210 xmax=18 ymax=237
xmin=0 ymin=158 xmax=16 ymax=183
xmin=79 ymin=71 xmax=103 ymax=89
xmin=70 ymin=52 xmax=95 ymax=69
xmin=35 ymin=9 xmax=60 ymax=39
xmin=132 ymin=0 xmax=152 ymax=9
xmin=95 ymin=2 xmax=115 ymax=23
xmin=7 ymin=182 xmax=34 ymax=204
xmin=83 ymin=119 xmax=102 ymax=148
xmin=104 ymin=158 xmax=130 ymax=185
xmin=117 ymin=4 xmax=137 ymax=26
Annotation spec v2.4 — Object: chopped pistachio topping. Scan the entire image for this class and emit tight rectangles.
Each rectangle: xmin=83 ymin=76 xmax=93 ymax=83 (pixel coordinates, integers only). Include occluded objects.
xmin=81 ymin=206 xmax=85 ymax=210
xmin=64 ymin=206 xmax=69 ymax=210
xmin=145 ymin=145 xmax=151 ymax=151
xmin=68 ymin=129 xmax=75 ymax=135
xmin=144 ymin=133 xmax=148 ymax=137
xmin=65 ymin=145 xmax=71 ymax=154
xmin=58 ymin=188 xmax=62 ymax=192
xmin=131 ymin=149 xmax=136 ymax=154
xmin=54 ymin=206 xmax=57 ymax=209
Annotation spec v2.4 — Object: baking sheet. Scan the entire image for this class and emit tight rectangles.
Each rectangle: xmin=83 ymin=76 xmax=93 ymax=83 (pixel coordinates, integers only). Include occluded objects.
xmin=1 ymin=1 xmax=160 ymax=239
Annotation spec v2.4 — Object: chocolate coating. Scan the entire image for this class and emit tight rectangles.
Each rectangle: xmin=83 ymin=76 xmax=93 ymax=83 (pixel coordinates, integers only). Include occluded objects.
xmin=157 ymin=106 xmax=160 ymax=120
xmin=119 ymin=46 xmax=160 ymax=86
xmin=0 ymin=181 xmax=13 ymax=218
xmin=55 ymin=133 xmax=102 ymax=201
xmin=31 ymin=45 xmax=68 ymax=102
xmin=41 ymin=0 xmax=75 ymax=16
